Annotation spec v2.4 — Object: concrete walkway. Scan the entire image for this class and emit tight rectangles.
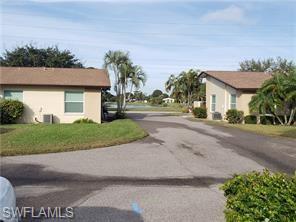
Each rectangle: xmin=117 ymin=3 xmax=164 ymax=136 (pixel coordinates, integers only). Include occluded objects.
xmin=1 ymin=113 xmax=295 ymax=222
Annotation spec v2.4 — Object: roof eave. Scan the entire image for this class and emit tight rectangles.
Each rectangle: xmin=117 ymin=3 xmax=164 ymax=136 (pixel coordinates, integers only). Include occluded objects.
xmin=0 ymin=83 xmax=111 ymax=88
xmin=200 ymin=71 xmax=239 ymax=90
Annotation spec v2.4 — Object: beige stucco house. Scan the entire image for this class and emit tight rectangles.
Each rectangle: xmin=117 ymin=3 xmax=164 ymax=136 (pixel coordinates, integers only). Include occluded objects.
xmin=200 ymin=71 xmax=271 ymax=120
xmin=0 ymin=67 xmax=110 ymax=123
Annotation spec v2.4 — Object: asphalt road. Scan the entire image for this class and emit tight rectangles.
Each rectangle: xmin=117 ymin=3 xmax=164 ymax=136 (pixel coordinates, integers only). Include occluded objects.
xmin=1 ymin=113 xmax=295 ymax=222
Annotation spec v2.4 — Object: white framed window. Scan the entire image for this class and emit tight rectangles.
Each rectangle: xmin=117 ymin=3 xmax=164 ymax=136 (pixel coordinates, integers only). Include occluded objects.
xmin=230 ymin=94 xmax=237 ymax=109
xmin=210 ymin=94 xmax=216 ymax=112
xmin=64 ymin=91 xmax=84 ymax=113
xmin=4 ymin=90 xmax=23 ymax=101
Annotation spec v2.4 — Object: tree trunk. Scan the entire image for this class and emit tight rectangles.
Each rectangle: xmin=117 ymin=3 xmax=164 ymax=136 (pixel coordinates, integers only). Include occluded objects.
xmin=128 ymin=84 xmax=133 ymax=101
xmin=284 ymin=115 xmax=288 ymax=125
xmin=256 ymin=115 xmax=260 ymax=124
xmin=122 ymin=73 xmax=127 ymax=112
xmin=274 ymin=114 xmax=284 ymax=125
xmin=114 ymin=67 xmax=121 ymax=114
xmin=187 ymin=91 xmax=190 ymax=107
xmin=287 ymin=108 xmax=296 ymax=125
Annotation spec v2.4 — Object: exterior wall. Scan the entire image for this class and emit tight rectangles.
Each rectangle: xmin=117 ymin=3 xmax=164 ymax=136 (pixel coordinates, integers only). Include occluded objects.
xmin=0 ymin=85 xmax=101 ymax=123
xmin=85 ymin=89 xmax=101 ymax=123
xmin=205 ymin=76 xmax=256 ymax=119
xmin=237 ymin=93 xmax=256 ymax=116
xmin=206 ymin=76 xmax=229 ymax=120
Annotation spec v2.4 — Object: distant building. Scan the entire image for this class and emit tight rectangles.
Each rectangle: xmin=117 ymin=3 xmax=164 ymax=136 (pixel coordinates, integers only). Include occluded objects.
xmin=162 ymin=98 xmax=175 ymax=103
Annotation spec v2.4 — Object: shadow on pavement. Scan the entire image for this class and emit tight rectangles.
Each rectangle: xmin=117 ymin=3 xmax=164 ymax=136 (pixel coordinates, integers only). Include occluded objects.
xmin=1 ymin=163 xmax=229 ymax=210
xmin=21 ymin=207 xmax=144 ymax=222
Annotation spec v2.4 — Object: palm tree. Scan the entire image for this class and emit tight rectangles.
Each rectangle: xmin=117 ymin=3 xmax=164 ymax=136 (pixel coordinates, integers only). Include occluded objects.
xmin=103 ymin=50 xmax=130 ymax=114
xmin=183 ymin=69 xmax=199 ymax=106
xmin=127 ymin=65 xmax=147 ymax=101
xmin=284 ymin=69 xmax=296 ymax=124
xmin=165 ymin=69 xmax=200 ymax=106
xmin=249 ymin=69 xmax=296 ymax=125
xmin=165 ymin=74 xmax=176 ymax=92
xmin=119 ymin=61 xmax=134 ymax=111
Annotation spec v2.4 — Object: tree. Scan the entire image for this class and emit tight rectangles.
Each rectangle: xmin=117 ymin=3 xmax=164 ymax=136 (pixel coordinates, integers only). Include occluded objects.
xmin=127 ymin=65 xmax=146 ymax=100
xmin=239 ymin=57 xmax=295 ymax=75
xmin=102 ymin=89 xmax=116 ymax=102
xmin=165 ymin=69 xmax=200 ymax=106
xmin=0 ymin=44 xmax=84 ymax=68
xmin=104 ymin=50 xmax=130 ymax=115
xmin=151 ymin=89 xmax=163 ymax=98
xmin=133 ymin=91 xmax=146 ymax=101
xmin=249 ymin=69 xmax=296 ymax=125
xmin=103 ymin=50 xmax=146 ymax=115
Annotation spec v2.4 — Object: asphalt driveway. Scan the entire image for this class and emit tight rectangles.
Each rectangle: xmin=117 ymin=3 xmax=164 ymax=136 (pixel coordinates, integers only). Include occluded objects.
xmin=1 ymin=113 xmax=295 ymax=222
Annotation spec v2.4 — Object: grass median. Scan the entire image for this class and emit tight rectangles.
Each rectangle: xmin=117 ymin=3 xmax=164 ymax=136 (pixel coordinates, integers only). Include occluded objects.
xmin=0 ymin=119 xmax=148 ymax=156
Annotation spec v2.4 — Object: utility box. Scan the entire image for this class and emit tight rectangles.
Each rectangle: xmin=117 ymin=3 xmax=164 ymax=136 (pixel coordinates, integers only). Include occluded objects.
xmin=43 ymin=114 xmax=53 ymax=124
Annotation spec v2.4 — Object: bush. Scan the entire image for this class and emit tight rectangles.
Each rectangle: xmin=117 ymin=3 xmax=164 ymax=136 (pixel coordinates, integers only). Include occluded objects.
xmin=244 ymin=115 xmax=257 ymax=124
xmin=115 ymin=111 xmax=127 ymax=119
xmin=73 ymin=118 xmax=95 ymax=123
xmin=193 ymin=107 xmax=207 ymax=118
xmin=221 ymin=170 xmax=296 ymax=222
xmin=0 ymin=99 xmax=24 ymax=124
xmin=260 ymin=116 xmax=274 ymax=125
xmin=226 ymin=109 xmax=244 ymax=124
xmin=150 ymin=97 xmax=163 ymax=105
xmin=181 ymin=107 xmax=189 ymax=113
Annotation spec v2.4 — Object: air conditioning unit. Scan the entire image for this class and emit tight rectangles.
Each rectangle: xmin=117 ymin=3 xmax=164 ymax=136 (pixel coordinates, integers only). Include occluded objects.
xmin=43 ymin=114 xmax=53 ymax=124
xmin=212 ymin=112 xmax=222 ymax=120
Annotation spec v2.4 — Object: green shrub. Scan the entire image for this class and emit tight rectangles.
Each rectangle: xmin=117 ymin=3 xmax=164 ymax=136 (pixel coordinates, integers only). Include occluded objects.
xmin=244 ymin=115 xmax=257 ymax=124
xmin=260 ymin=116 xmax=274 ymax=125
xmin=226 ymin=109 xmax=244 ymax=124
xmin=150 ymin=97 xmax=163 ymax=105
xmin=181 ymin=107 xmax=189 ymax=113
xmin=73 ymin=118 xmax=95 ymax=123
xmin=0 ymin=99 xmax=24 ymax=124
xmin=193 ymin=107 xmax=207 ymax=118
xmin=115 ymin=111 xmax=127 ymax=119
xmin=221 ymin=170 xmax=296 ymax=222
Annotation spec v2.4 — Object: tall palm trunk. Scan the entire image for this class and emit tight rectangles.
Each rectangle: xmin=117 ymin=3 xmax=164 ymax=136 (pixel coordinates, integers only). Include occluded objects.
xmin=122 ymin=73 xmax=128 ymax=112
xmin=128 ymin=83 xmax=134 ymax=101
xmin=287 ymin=108 xmax=296 ymax=125
xmin=273 ymin=112 xmax=284 ymax=125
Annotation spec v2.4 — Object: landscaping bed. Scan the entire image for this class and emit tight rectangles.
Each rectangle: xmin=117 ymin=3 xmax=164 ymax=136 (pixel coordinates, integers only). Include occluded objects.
xmin=0 ymin=119 xmax=148 ymax=156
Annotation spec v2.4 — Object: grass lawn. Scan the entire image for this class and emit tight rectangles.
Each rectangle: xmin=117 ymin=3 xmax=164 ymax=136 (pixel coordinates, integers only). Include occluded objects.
xmin=188 ymin=117 xmax=296 ymax=139
xmin=107 ymin=102 xmax=183 ymax=112
xmin=0 ymin=119 xmax=148 ymax=156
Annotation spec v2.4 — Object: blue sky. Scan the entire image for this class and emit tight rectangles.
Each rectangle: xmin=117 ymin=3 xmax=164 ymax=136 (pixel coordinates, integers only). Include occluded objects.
xmin=1 ymin=0 xmax=295 ymax=94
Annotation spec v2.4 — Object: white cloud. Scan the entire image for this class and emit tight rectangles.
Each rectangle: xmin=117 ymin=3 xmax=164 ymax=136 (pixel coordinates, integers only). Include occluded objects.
xmin=200 ymin=5 xmax=248 ymax=24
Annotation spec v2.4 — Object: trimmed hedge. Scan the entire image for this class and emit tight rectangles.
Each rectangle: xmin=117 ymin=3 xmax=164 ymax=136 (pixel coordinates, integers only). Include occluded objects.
xmin=73 ymin=118 xmax=95 ymax=123
xmin=244 ymin=115 xmax=257 ymax=124
xmin=193 ymin=107 xmax=207 ymax=118
xmin=0 ymin=99 xmax=24 ymax=124
xmin=226 ymin=109 xmax=244 ymax=124
xmin=221 ymin=170 xmax=296 ymax=222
